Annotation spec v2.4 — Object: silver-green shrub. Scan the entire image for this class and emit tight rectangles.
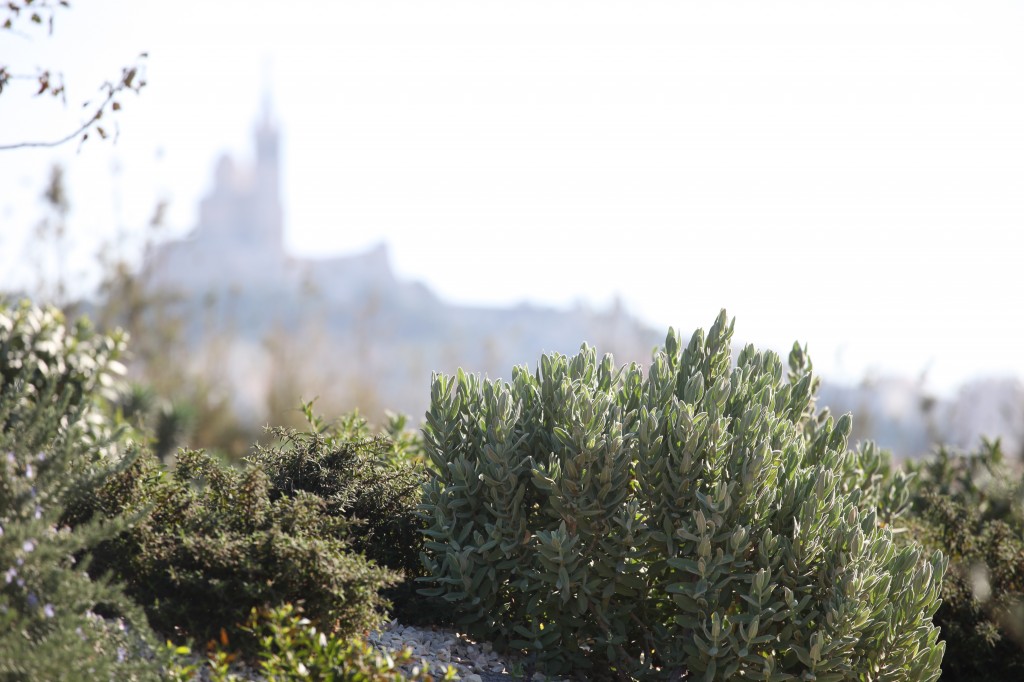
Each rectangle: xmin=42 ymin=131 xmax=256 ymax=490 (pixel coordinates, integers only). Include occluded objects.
xmin=420 ymin=311 xmax=945 ymax=681
xmin=0 ymin=299 xmax=126 ymax=461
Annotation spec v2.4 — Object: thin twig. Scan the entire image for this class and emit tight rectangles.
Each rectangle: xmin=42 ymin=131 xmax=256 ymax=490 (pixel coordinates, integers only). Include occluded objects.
xmin=0 ymin=109 xmax=101 ymax=150
xmin=0 ymin=58 xmax=144 ymax=151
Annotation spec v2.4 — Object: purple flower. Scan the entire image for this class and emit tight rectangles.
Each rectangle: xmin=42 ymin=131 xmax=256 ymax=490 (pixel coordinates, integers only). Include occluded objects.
xmin=43 ymin=604 xmax=55 ymax=618
xmin=26 ymin=592 xmax=38 ymax=608
xmin=3 ymin=568 xmax=15 ymax=584
xmin=24 ymin=463 xmax=33 ymax=479
xmin=22 ymin=540 xmax=35 ymax=553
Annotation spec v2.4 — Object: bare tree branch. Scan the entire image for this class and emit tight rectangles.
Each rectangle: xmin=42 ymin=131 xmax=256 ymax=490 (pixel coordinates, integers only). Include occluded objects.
xmin=0 ymin=59 xmax=146 ymax=150
xmin=0 ymin=114 xmax=97 ymax=150
xmin=1 ymin=1 xmax=147 ymax=151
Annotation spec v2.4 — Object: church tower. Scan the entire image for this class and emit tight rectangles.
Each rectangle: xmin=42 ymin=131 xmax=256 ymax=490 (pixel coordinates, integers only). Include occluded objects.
xmin=252 ymin=93 xmax=284 ymax=250
xmin=145 ymin=94 xmax=290 ymax=296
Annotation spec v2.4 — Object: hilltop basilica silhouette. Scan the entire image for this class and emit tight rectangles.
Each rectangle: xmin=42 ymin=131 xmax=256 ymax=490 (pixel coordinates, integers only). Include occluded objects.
xmin=146 ymin=99 xmax=394 ymax=303
xmin=140 ymin=100 xmax=660 ymax=423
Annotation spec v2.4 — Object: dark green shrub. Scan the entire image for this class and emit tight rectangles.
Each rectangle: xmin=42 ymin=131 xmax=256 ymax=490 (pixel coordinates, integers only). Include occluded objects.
xmin=0 ymin=300 xmax=165 ymax=680
xmin=248 ymin=407 xmax=426 ymax=579
xmin=247 ymin=407 xmax=449 ymax=627
xmin=82 ymin=445 xmax=401 ymax=654
xmin=904 ymin=439 xmax=1024 ymax=533
xmin=421 ymin=311 xmax=945 ymax=680
xmin=900 ymin=441 xmax=1024 ymax=681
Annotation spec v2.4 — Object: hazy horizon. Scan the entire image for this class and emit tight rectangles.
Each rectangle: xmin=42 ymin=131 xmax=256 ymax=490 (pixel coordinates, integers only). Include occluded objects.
xmin=3 ymin=0 xmax=1023 ymax=395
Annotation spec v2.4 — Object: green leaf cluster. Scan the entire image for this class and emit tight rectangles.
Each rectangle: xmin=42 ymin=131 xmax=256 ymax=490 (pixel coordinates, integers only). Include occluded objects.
xmin=0 ymin=298 xmax=127 ymax=461
xmin=172 ymin=603 xmax=458 ymax=682
xmin=420 ymin=310 xmax=946 ymax=680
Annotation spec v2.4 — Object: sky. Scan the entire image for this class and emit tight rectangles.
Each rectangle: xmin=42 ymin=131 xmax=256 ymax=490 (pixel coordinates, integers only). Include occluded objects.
xmin=1 ymin=0 xmax=1023 ymax=395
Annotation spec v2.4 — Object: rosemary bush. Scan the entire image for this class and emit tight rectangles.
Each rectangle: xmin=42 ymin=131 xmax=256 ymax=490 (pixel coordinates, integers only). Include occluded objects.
xmin=0 ymin=300 xmax=164 ymax=680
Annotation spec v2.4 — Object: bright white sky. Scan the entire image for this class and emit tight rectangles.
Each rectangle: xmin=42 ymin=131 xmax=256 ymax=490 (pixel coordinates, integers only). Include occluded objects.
xmin=1 ymin=0 xmax=1023 ymax=394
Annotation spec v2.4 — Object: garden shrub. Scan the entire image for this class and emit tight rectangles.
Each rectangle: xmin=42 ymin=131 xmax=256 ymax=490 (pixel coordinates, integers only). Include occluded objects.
xmin=247 ymin=407 xmax=449 ymax=626
xmin=0 ymin=299 xmax=126 ymax=462
xmin=899 ymin=441 xmax=1024 ymax=681
xmin=248 ymin=406 xmax=427 ymax=579
xmin=0 ymin=300 xmax=165 ymax=680
xmin=81 ymin=444 xmax=402 ymax=655
xmin=420 ymin=310 xmax=946 ymax=680
xmin=904 ymin=439 xmax=1024 ymax=533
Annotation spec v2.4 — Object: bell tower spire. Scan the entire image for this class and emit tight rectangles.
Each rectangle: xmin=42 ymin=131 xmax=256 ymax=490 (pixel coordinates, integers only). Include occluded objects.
xmin=253 ymin=75 xmax=283 ymax=250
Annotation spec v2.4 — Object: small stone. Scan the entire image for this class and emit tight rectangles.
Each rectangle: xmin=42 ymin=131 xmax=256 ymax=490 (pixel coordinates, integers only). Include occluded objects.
xmin=464 ymin=675 xmax=483 ymax=682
